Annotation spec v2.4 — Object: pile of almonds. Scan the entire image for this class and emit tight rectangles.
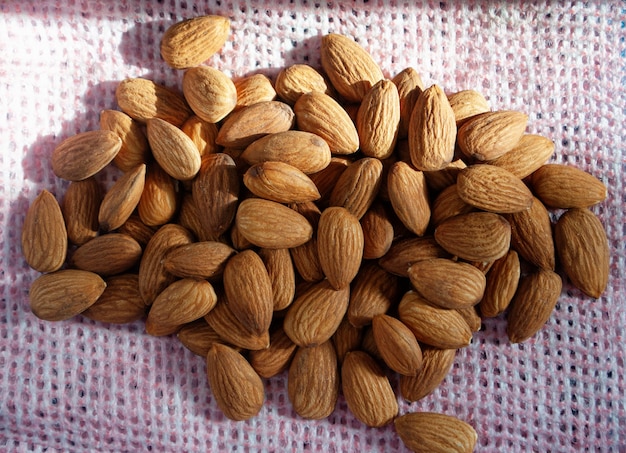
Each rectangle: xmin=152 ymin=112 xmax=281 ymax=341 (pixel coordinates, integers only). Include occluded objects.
xmin=21 ymin=15 xmax=610 ymax=452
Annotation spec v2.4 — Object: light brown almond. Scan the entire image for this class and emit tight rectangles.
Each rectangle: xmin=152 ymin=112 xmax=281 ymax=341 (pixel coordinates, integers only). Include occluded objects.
xmin=81 ymin=274 xmax=145 ymax=324
xmin=487 ymin=134 xmax=554 ymax=179
xmin=348 ymin=262 xmax=399 ymax=328
xmin=431 ymin=183 xmax=475 ymax=227
xmin=456 ymin=307 xmax=481 ymax=331
xmin=329 ymin=157 xmax=383 ymax=220
xmin=530 ymin=164 xmax=608 ymax=209
xmin=395 ymin=412 xmax=477 ymax=453
xmin=177 ymin=319 xmax=226 ymax=357
xmin=138 ymin=163 xmax=178 ymax=227
xmin=332 ymin=317 xmax=363 ymax=364
xmin=22 ymin=190 xmax=67 ymax=273
xmin=181 ymin=115 xmax=220 ymax=157
xmin=357 ymin=79 xmax=400 ymax=159
xmin=146 ymin=117 xmax=201 ymax=181
xmin=423 ymin=159 xmax=467 ymax=194
xmin=163 ymin=241 xmax=236 ymax=280
xmin=372 ymin=314 xmax=423 ymax=376
xmin=62 ymin=178 xmax=101 ymax=246
xmin=250 ymin=326 xmax=297 ymax=378
xmin=71 ymin=233 xmax=142 ymax=277
xmin=100 ymin=109 xmax=150 ymax=172
xmin=360 ymin=201 xmax=394 ymax=260
xmin=400 ymin=347 xmax=457 ymax=402
xmin=244 ymin=161 xmax=320 ymax=203
xmin=447 ymin=89 xmax=491 ymax=127
xmin=182 ymin=66 xmax=238 ymax=123
xmin=387 ymin=161 xmax=431 ymax=235
xmin=29 ymin=270 xmax=106 ymax=321
xmin=392 ymin=67 xmax=424 ymax=139
xmin=288 ymin=202 xmax=324 ymax=282
xmin=234 ymin=73 xmax=276 ymax=109
xmin=308 ymin=156 xmax=351 ymax=202
xmin=117 ymin=215 xmax=155 ymax=249
xmin=479 ymin=250 xmax=521 ymax=318
xmin=378 ymin=236 xmax=450 ymax=278
xmin=98 ymin=163 xmax=146 ymax=232
xmin=258 ymin=248 xmax=296 ymax=311
xmin=275 ymin=64 xmax=332 ymax=105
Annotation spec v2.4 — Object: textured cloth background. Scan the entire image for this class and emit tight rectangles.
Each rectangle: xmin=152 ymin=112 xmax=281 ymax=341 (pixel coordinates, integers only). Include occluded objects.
xmin=0 ymin=1 xmax=624 ymax=451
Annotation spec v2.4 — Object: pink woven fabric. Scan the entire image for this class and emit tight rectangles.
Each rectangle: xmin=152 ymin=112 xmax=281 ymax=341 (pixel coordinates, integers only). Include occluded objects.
xmin=1 ymin=1 xmax=624 ymax=451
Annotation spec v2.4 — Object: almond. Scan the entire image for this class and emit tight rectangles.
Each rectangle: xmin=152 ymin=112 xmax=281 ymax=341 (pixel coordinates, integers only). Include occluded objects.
xmin=348 ymin=262 xmax=399 ymax=328
xmin=51 ymin=130 xmax=122 ymax=181
xmin=341 ymin=351 xmax=398 ymax=428
xmin=283 ymin=279 xmax=350 ymax=347
xmin=163 ymin=241 xmax=236 ymax=280
xmin=332 ymin=317 xmax=363 ymax=364
xmin=243 ymin=161 xmax=320 ymax=203
xmin=447 ymin=89 xmax=490 ymax=127
xmin=99 ymin=109 xmax=150 ymax=172
xmin=361 ymin=201 xmax=394 ymax=260
xmin=457 ymin=307 xmax=481 ymax=331
xmin=29 ymin=270 xmax=106 ymax=321
xmin=288 ymin=340 xmax=339 ymax=419
xmin=387 ymin=161 xmax=431 ymax=236
xmin=320 ymin=33 xmax=383 ymax=102
xmin=160 ymin=15 xmax=230 ymax=69
xmin=81 ymin=274 xmax=145 ymax=324
xmin=456 ymin=164 xmax=534 ymax=213
xmin=357 ymin=79 xmax=400 ymax=159
xmin=398 ymin=291 xmax=472 ymax=349
xmin=434 ymin=212 xmax=511 ymax=262
xmin=487 ymin=134 xmax=554 ymax=179
xmin=145 ymin=278 xmax=217 ymax=336
xmin=317 ymin=207 xmax=364 ymax=290
xmin=479 ymin=250 xmax=521 ymax=318
xmin=457 ymin=110 xmax=528 ymax=161
xmin=555 ymin=208 xmax=610 ymax=299
xmin=294 ymin=91 xmax=359 ymax=155
xmin=182 ymin=66 xmax=238 ymax=123
xmin=235 ymin=198 xmax=313 ymax=249
xmin=408 ymin=258 xmax=486 ymax=310
xmin=138 ymin=163 xmax=178 ymax=227
xmin=71 ymin=233 xmax=142 ymax=277
xmin=62 ymin=178 xmax=101 ymax=246
xmin=117 ymin=215 xmax=156 ymax=249
xmin=506 ymin=269 xmax=562 ymax=343
xmin=287 ymin=201 xmax=324 ymax=282
xmin=115 ymin=77 xmax=192 ymax=126
xmin=181 ymin=115 xmax=220 ymax=157
xmin=22 ymin=190 xmax=68 ymax=273
xmin=206 ymin=343 xmax=265 ymax=421
xmin=177 ymin=319 xmax=226 ymax=357
xmin=275 ymin=64 xmax=332 ymax=105
xmin=395 ymin=412 xmax=477 ymax=453
xmin=234 ymin=73 xmax=276 ymax=109
xmin=308 ymin=156 xmax=351 ymax=202
xmin=249 ymin=326 xmax=297 ymax=378
xmin=392 ymin=67 xmax=424 ymax=139
xmin=146 ymin=117 xmax=201 ymax=181
xmin=408 ymin=84 xmax=457 ymax=171
xmin=529 ymin=164 xmax=607 ymax=209
xmin=258 ymin=248 xmax=296 ymax=311
xmin=400 ymin=346 xmax=457 ymax=402
xmin=372 ymin=314 xmax=423 ymax=376
xmin=423 ymin=159 xmax=467 ymax=194
xmin=431 ymin=183 xmax=474 ymax=227
xmin=378 ymin=236 xmax=450 ymax=277
xmin=216 ymin=101 xmax=295 ymax=149
xmin=98 ymin=163 xmax=146 ymax=232
xmin=329 ymin=157 xmax=383 ymax=220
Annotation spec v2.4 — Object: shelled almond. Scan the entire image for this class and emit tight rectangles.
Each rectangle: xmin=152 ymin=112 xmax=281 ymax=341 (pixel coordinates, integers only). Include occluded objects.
xmin=20 ymin=14 xmax=611 ymax=451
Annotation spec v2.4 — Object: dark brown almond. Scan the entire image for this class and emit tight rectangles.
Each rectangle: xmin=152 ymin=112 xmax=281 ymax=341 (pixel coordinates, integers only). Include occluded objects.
xmin=62 ymin=178 xmax=101 ymax=246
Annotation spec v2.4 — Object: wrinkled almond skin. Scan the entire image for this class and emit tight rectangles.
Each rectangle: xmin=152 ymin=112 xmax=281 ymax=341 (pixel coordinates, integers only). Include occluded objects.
xmin=398 ymin=291 xmax=473 ymax=349
xmin=275 ymin=64 xmax=332 ymax=105
xmin=160 ymin=15 xmax=230 ymax=69
xmin=243 ymin=161 xmax=320 ymax=203
xmin=206 ymin=343 xmax=265 ymax=421
xmin=62 ymin=178 xmax=101 ymax=246
xmin=115 ymin=78 xmax=192 ymax=126
xmin=392 ymin=67 xmax=424 ymax=139
xmin=488 ymin=134 xmax=554 ymax=179
xmin=81 ymin=274 xmax=145 ymax=324
xmin=423 ymin=159 xmax=467 ymax=194
xmin=98 ymin=163 xmax=146 ymax=232
xmin=183 ymin=66 xmax=238 ymax=123
xmin=204 ymin=296 xmax=269 ymax=351
xmin=71 ymin=233 xmax=142 ymax=277
xmin=329 ymin=157 xmax=383 ymax=220
xmin=555 ymin=208 xmax=610 ymax=299
xmin=283 ymin=280 xmax=350 ymax=347
xmin=234 ymin=73 xmax=276 ymax=109
xmin=431 ymin=183 xmax=475 ymax=227
xmin=357 ymin=79 xmax=400 ymax=159
xmin=447 ymin=89 xmax=490 ymax=127
xmin=530 ymin=164 xmax=608 ymax=209
xmin=332 ymin=317 xmax=363 ymax=364
xmin=100 ymin=109 xmax=150 ymax=172
xmin=117 ymin=215 xmax=155 ymax=249
xmin=400 ymin=347 xmax=457 ymax=402
xmin=288 ymin=341 xmax=339 ymax=419
xmin=163 ymin=241 xmax=236 ymax=280
xmin=360 ymin=201 xmax=394 ymax=260
xmin=309 ymin=156 xmax=351 ymax=202
xmin=236 ymin=198 xmax=313 ymax=249
xmin=51 ymin=130 xmax=122 ymax=181
xmin=408 ymin=84 xmax=457 ymax=171
xmin=372 ymin=314 xmax=423 ymax=376
xmin=22 ymin=190 xmax=68 ymax=273
xmin=341 ymin=351 xmax=398 ymax=428
xmin=457 ymin=110 xmax=528 ymax=161
xmin=348 ymin=262 xmax=399 ymax=328
xmin=287 ymin=201 xmax=324 ymax=283
xmin=395 ymin=412 xmax=477 ymax=453
xmin=29 ymin=270 xmax=106 ymax=321
xmin=258 ymin=248 xmax=296 ymax=311
xmin=146 ymin=118 xmax=201 ymax=181
xmin=379 ymin=236 xmax=450 ymax=278
xmin=479 ymin=250 xmax=521 ymax=318
xmin=317 ymin=207 xmax=364 ymax=290
xmin=181 ymin=115 xmax=220 ymax=157
xmin=250 ymin=326 xmax=297 ymax=378
xmin=138 ymin=163 xmax=179 ymax=227
xmin=177 ymin=319 xmax=226 ymax=357
xmin=507 ymin=269 xmax=563 ymax=343
xmin=387 ymin=161 xmax=431 ymax=236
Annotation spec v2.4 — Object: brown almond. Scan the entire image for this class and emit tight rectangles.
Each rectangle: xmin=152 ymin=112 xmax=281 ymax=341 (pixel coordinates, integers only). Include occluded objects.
xmin=387 ymin=161 xmax=431 ymax=236
xmin=457 ymin=110 xmax=528 ymax=161
xmin=98 ymin=163 xmax=146 ymax=232
xmin=51 ymin=130 xmax=122 ymax=181
xmin=423 ymin=159 xmax=467 ymax=194
xmin=294 ymin=91 xmax=359 ymax=155
xmin=348 ymin=262 xmax=399 ymax=328
xmin=62 ymin=178 xmax=101 ymax=246
xmin=81 ymin=274 xmax=145 ymax=324
xmin=244 ymin=161 xmax=320 ymax=203
xmin=530 ymin=164 xmax=607 ymax=209
xmin=181 ymin=115 xmax=220 ymax=157
xmin=288 ymin=201 xmax=324 ymax=282
xmin=341 ymin=351 xmax=398 ymax=428
xmin=234 ymin=73 xmax=276 ymax=109
xmin=29 ymin=270 xmax=106 ymax=321
xmin=206 ymin=343 xmax=265 ymax=421
xmin=320 ymin=33 xmax=383 ymax=102
xmin=332 ymin=317 xmax=363 ymax=364
xmin=447 ymin=89 xmax=491 ymax=127
xmin=488 ymin=134 xmax=554 ymax=179
xmin=182 ymin=66 xmax=237 ymax=123
xmin=431 ymin=183 xmax=475 ymax=227
xmin=408 ymin=84 xmax=457 ymax=171
xmin=457 ymin=164 xmax=534 ymax=213
xmin=275 ymin=64 xmax=332 ymax=105
xmin=357 ymin=79 xmax=400 ymax=159
xmin=329 ymin=157 xmax=383 ymax=220
xmin=507 ymin=269 xmax=562 ymax=343
xmin=115 ymin=78 xmax=192 ymax=126
xmin=360 ymin=201 xmax=394 ymax=260
xmin=138 ymin=163 xmax=178 ymax=227
xmin=479 ymin=250 xmax=521 ymax=318
xmin=434 ymin=212 xmax=511 ymax=262
xmin=360 ymin=326 xmax=382 ymax=361
xmin=392 ymin=67 xmax=424 ymax=139
xmin=555 ymin=208 xmax=610 ymax=298
xmin=160 ymin=15 xmax=230 ymax=69
xmin=408 ymin=258 xmax=486 ymax=310
xmin=22 ymin=190 xmax=68 ymax=273
xmin=398 ymin=291 xmax=472 ymax=349
xmin=309 ymin=156 xmax=351 ymax=202
xmin=146 ymin=117 xmax=201 ymax=181
xmin=288 ymin=340 xmax=339 ymax=419
xmin=177 ymin=319 xmax=226 ymax=357
xmin=400 ymin=346 xmax=457 ymax=402
xmin=163 ymin=241 xmax=236 ymax=280
xmin=258 ymin=248 xmax=296 ymax=311
xmin=250 ymin=326 xmax=297 ymax=378
xmin=100 ymin=109 xmax=150 ymax=172
xmin=395 ymin=412 xmax=477 ymax=453
xmin=372 ymin=314 xmax=423 ymax=376
xmin=71 ymin=233 xmax=142 ymax=277
xmin=117 ymin=215 xmax=156 ymax=249
xmin=378 ymin=236 xmax=450 ymax=278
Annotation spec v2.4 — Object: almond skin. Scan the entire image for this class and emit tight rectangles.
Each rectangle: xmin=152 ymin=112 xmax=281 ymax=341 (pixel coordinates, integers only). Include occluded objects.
xmin=317 ymin=207 xmax=364 ymax=290
xmin=361 ymin=201 xmax=395 ymax=260
xmin=62 ymin=178 xmax=102 ymax=246
xmin=81 ymin=274 xmax=145 ymax=324
xmin=341 ymin=351 xmax=398 ymax=428
xmin=447 ymin=89 xmax=490 ymax=127
xmin=357 ymin=79 xmax=400 ymax=159
xmin=423 ymin=159 xmax=467 ymax=194
xmin=117 ymin=215 xmax=155 ymax=249
xmin=479 ymin=250 xmax=521 ymax=318
xmin=163 ymin=241 xmax=236 ymax=280
xmin=387 ymin=161 xmax=431 ymax=236
xmin=372 ymin=314 xmax=423 ymax=376
xmin=487 ymin=134 xmax=554 ymax=179
xmin=243 ymin=161 xmax=320 ymax=203
xmin=51 ymin=130 xmax=122 ymax=181
xmin=29 ymin=270 xmax=106 ymax=321
xmin=234 ymin=73 xmax=277 ymax=110
xmin=329 ymin=157 xmax=383 ymax=220
xmin=348 ymin=262 xmax=399 ymax=328
xmin=555 ymin=208 xmax=610 ymax=299
xmin=22 ymin=190 xmax=68 ymax=273
xmin=395 ymin=412 xmax=477 ymax=453
xmin=288 ymin=341 xmax=339 ymax=419
xmin=177 ymin=319 xmax=227 ymax=357
xmin=71 ymin=233 xmax=142 ymax=277
xmin=250 ymin=326 xmax=297 ymax=378
xmin=181 ymin=115 xmax=220 ymax=157
xmin=146 ymin=118 xmax=201 ymax=181
xmin=138 ymin=163 xmax=178 ymax=227
xmin=275 ymin=64 xmax=332 ymax=105
xmin=392 ymin=67 xmax=424 ymax=139
xmin=182 ymin=66 xmax=238 ymax=123
xmin=332 ymin=317 xmax=363 ymax=364
xmin=378 ymin=236 xmax=450 ymax=278
xmin=506 ymin=269 xmax=562 ymax=343
xmin=160 ymin=15 xmax=230 ymax=69
xmin=98 ymin=163 xmax=147 ymax=232
xmin=309 ymin=156 xmax=351 ymax=202
xmin=100 ymin=109 xmax=150 ymax=172
xmin=400 ymin=347 xmax=457 ymax=402
xmin=431 ymin=183 xmax=474 ymax=227
xmin=206 ymin=343 xmax=265 ymax=421
xmin=529 ymin=164 xmax=608 ymax=209
xmin=258 ymin=248 xmax=296 ymax=311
